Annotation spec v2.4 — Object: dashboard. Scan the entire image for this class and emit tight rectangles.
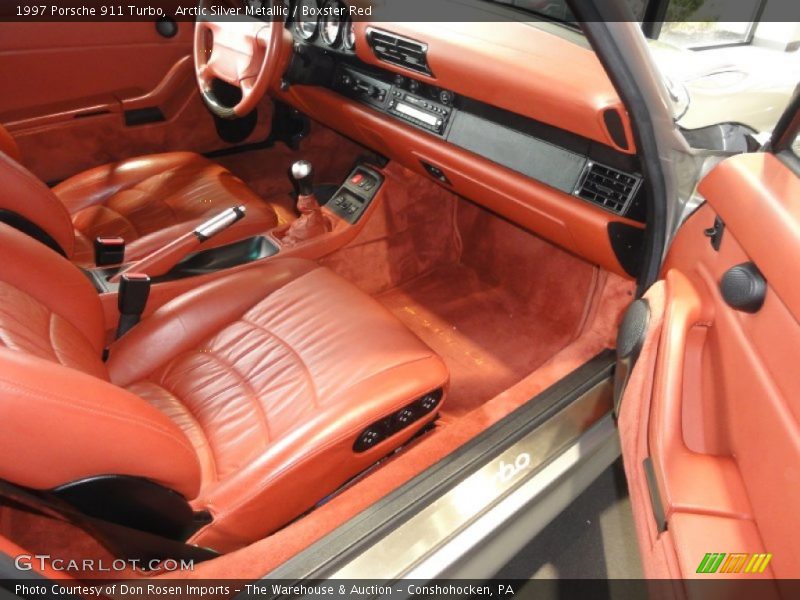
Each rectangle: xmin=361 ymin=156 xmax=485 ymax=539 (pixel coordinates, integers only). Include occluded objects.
xmin=272 ymin=0 xmax=648 ymax=278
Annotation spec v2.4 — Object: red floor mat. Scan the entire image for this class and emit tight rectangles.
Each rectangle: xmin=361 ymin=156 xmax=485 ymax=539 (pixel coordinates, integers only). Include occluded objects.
xmin=377 ymin=263 xmax=592 ymax=417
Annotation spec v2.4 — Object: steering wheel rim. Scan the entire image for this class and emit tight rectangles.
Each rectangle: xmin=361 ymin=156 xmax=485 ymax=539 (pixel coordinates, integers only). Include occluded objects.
xmin=193 ymin=1 xmax=283 ymax=119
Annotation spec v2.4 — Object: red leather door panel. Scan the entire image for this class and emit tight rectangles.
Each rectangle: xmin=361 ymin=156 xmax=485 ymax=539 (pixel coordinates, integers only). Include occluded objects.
xmin=618 ymin=153 xmax=800 ymax=580
xmin=0 ymin=21 xmax=273 ymax=181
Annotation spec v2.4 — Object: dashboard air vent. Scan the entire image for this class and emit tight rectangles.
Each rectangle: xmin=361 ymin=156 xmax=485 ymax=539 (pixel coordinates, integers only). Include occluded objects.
xmin=574 ymin=162 xmax=642 ymax=215
xmin=366 ymin=28 xmax=432 ymax=76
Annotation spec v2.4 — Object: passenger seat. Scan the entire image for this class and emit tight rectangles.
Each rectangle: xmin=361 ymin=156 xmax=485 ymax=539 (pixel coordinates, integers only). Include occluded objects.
xmin=0 ymin=223 xmax=448 ymax=552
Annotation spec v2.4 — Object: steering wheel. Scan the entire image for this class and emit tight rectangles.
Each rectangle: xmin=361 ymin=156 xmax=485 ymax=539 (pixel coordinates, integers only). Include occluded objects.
xmin=193 ymin=1 xmax=284 ymax=119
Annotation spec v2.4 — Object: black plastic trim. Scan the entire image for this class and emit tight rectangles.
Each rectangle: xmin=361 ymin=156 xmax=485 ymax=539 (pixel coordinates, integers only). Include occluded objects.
xmin=704 ymin=215 xmax=725 ymax=251
xmin=327 ymin=165 xmax=384 ymax=223
xmin=262 ymin=351 xmax=616 ymax=580
xmin=124 ymin=107 xmax=166 ymax=127
xmin=765 ymin=80 xmax=800 ymax=153
xmin=353 ymin=389 xmax=443 ymax=452
xmin=643 ymin=457 xmax=667 ymax=533
xmin=608 ymin=221 xmax=645 ymax=277
xmin=53 ymin=475 xmax=204 ymax=541
xmin=155 ymin=236 xmax=279 ymax=282
xmin=0 ymin=209 xmax=67 ymax=257
xmin=1 ymin=478 xmax=217 ymax=565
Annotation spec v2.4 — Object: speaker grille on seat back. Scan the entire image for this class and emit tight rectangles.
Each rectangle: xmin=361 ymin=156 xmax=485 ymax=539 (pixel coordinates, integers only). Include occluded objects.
xmin=574 ymin=161 xmax=642 ymax=216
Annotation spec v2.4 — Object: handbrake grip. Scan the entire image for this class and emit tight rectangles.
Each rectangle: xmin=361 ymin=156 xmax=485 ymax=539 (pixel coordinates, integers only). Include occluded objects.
xmin=194 ymin=205 xmax=247 ymax=241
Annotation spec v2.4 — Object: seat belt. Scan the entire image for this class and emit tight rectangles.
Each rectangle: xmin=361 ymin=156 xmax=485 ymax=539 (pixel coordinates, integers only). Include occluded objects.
xmin=94 ymin=236 xmax=126 ymax=267
xmin=0 ymin=480 xmax=217 ymax=566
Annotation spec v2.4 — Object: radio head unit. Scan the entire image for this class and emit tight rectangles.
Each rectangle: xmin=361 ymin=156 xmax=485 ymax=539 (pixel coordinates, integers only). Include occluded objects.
xmin=332 ymin=65 xmax=454 ymax=137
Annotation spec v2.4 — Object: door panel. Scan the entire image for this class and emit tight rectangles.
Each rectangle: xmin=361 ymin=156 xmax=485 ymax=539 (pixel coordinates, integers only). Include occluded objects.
xmin=0 ymin=22 xmax=193 ymax=117
xmin=619 ymin=152 xmax=800 ymax=580
xmin=0 ymin=21 xmax=273 ymax=182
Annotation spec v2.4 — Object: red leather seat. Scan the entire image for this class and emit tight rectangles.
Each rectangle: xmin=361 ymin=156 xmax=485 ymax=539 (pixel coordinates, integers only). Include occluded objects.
xmin=0 ymin=223 xmax=448 ymax=551
xmin=0 ymin=124 xmax=280 ymax=266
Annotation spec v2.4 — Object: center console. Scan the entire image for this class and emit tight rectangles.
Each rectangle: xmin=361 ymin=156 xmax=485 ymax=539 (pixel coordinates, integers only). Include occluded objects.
xmin=333 ymin=65 xmax=455 ymax=137
xmin=84 ymin=163 xmax=385 ymax=295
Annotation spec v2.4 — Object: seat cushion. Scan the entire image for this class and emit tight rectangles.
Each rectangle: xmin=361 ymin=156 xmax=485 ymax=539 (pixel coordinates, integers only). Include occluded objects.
xmin=53 ymin=152 xmax=281 ymax=266
xmin=108 ymin=258 xmax=448 ymax=551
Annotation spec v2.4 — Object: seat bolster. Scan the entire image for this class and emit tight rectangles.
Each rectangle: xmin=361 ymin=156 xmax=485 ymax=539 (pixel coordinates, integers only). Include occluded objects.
xmin=190 ymin=356 xmax=448 ymax=552
xmin=0 ymin=124 xmax=21 ymax=164
xmin=0 ymin=154 xmax=75 ymax=258
xmin=0 ymin=348 xmax=201 ymax=499
xmin=0 ymin=224 xmax=105 ymax=353
xmin=52 ymin=151 xmax=203 ymax=213
xmin=107 ymin=259 xmax=320 ymax=387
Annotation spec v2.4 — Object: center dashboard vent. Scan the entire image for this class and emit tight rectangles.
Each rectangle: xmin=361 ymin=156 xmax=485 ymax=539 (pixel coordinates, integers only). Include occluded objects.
xmin=366 ymin=28 xmax=432 ymax=76
xmin=574 ymin=162 xmax=642 ymax=216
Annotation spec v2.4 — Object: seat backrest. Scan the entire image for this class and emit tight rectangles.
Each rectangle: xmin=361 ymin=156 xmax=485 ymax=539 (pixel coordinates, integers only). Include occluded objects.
xmin=0 ymin=223 xmax=200 ymax=499
xmin=0 ymin=148 xmax=76 ymax=258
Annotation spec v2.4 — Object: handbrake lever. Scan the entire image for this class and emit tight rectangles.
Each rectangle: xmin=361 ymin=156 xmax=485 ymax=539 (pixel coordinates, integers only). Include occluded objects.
xmin=110 ymin=205 xmax=246 ymax=283
xmin=194 ymin=205 xmax=247 ymax=241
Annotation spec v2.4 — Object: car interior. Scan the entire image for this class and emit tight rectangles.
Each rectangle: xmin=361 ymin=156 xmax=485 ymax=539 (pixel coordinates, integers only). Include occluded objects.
xmin=0 ymin=0 xmax=797 ymax=583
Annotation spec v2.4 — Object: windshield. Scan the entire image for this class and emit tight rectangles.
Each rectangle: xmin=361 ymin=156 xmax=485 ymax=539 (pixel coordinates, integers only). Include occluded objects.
xmin=481 ymin=1 xmax=576 ymax=23
xmin=480 ymin=0 xmax=648 ymax=24
xmin=484 ymin=0 xmax=800 ymax=135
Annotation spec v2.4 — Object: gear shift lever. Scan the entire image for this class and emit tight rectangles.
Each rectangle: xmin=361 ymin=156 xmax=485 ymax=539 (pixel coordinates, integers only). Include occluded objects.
xmin=282 ymin=160 xmax=330 ymax=246
xmin=292 ymin=160 xmax=314 ymax=197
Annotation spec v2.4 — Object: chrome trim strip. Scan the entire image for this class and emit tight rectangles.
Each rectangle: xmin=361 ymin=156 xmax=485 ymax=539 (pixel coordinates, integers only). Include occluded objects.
xmin=405 ymin=415 xmax=620 ymax=581
xmin=328 ymin=378 xmax=614 ymax=580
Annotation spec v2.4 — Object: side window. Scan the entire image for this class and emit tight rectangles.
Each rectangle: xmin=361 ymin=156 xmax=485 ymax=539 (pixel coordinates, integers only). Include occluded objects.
xmin=646 ymin=1 xmax=799 ymax=139
xmin=657 ymin=0 xmax=764 ymax=49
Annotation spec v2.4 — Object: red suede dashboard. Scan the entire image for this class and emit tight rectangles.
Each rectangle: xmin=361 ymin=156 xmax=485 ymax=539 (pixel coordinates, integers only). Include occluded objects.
xmin=274 ymin=19 xmax=644 ymax=279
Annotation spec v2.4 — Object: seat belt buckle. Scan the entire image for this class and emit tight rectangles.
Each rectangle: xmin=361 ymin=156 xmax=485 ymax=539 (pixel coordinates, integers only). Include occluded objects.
xmin=116 ymin=273 xmax=151 ymax=338
xmin=94 ymin=236 xmax=126 ymax=266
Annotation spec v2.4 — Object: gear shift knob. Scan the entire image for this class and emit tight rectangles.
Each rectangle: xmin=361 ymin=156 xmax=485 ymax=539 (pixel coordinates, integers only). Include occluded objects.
xmin=291 ymin=160 xmax=314 ymax=197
